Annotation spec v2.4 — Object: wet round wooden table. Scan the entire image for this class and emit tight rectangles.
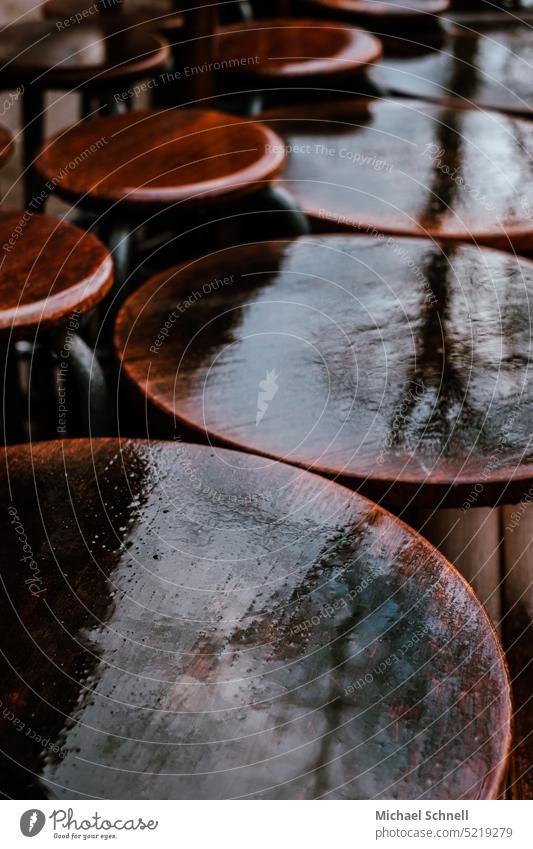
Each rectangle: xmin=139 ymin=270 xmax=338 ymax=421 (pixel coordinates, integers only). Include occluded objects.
xmin=0 ymin=438 xmax=511 ymax=798
xmin=261 ymin=99 xmax=533 ymax=250
xmin=372 ymin=21 xmax=533 ymax=117
xmin=262 ymin=98 xmax=533 ymax=251
xmin=116 ymin=235 xmax=533 ymax=508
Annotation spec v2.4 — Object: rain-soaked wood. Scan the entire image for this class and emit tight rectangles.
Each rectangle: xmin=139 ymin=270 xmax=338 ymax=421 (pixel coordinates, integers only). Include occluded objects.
xmin=0 ymin=212 xmax=113 ymax=339
xmin=115 ymin=235 xmax=533 ymax=508
xmin=501 ymin=503 xmax=533 ymax=799
xmin=262 ymin=98 xmax=533 ymax=252
xmin=216 ymin=19 xmax=382 ymax=84
xmin=373 ymin=21 xmax=533 ymax=117
xmin=35 ymin=109 xmax=287 ymax=212
xmin=0 ymin=438 xmax=511 ymax=799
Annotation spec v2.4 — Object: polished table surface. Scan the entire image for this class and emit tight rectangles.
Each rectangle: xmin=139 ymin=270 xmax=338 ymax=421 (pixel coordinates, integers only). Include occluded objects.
xmin=0 ymin=439 xmax=510 ymax=798
xmin=116 ymin=236 xmax=533 ymax=508
xmin=263 ymin=98 xmax=533 ymax=251
xmin=373 ymin=20 xmax=533 ymax=117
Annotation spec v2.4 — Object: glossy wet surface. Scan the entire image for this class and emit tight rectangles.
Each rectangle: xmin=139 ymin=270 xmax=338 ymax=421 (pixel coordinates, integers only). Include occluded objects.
xmin=116 ymin=236 xmax=533 ymax=507
xmin=0 ymin=212 xmax=113 ymax=337
xmin=373 ymin=22 xmax=533 ymax=116
xmin=216 ymin=19 xmax=383 ymax=81
xmin=0 ymin=439 xmax=510 ymax=798
xmin=264 ymin=98 xmax=533 ymax=251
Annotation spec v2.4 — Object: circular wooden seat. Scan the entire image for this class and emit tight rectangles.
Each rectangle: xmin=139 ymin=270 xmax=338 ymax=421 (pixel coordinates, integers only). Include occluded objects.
xmin=0 ymin=438 xmax=510 ymax=798
xmin=261 ymin=98 xmax=533 ymax=251
xmin=216 ymin=19 xmax=382 ymax=84
xmin=0 ymin=20 xmax=170 ymax=89
xmin=373 ymin=21 xmax=533 ymax=116
xmin=42 ymin=0 xmax=184 ymax=33
xmin=35 ymin=109 xmax=287 ymax=212
xmin=0 ymin=212 xmax=113 ymax=339
xmin=116 ymin=235 xmax=533 ymax=508
xmin=301 ymin=0 xmax=450 ymax=24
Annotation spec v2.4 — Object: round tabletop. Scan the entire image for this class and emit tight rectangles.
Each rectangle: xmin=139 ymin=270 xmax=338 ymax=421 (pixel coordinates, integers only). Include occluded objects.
xmin=372 ymin=21 xmax=533 ymax=116
xmin=116 ymin=235 xmax=533 ymax=508
xmin=42 ymin=0 xmax=184 ymax=32
xmin=216 ymin=19 xmax=382 ymax=82
xmin=0 ymin=438 xmax=511 ymax=799
xmin=0 ymin=211 xmax=113 ymax=338
xmin=301 ymin=0 xmax=450 ymax=23
xmin=35 ymin=109 xmax=287 ymax=212
xmin=0 ymin=20 xmax=170 ymax=88
xmin=262 ymin=98 xmax=533 ymax=251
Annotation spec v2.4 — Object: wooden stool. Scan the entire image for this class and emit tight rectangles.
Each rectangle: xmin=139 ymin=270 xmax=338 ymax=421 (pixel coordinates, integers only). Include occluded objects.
xmin=298 ymin=0 xmax=450 ymax=28
xmin=0 ymin=211 xmax=113 ymax=442
xmin=0 ymin=20 xmax=170 ymax=202
xmin=34 ymin=108 xmax=307 ymax=295
xmin=115 ymin=234 xmax=533 ymax=509
xmin=215 ymin=19 xmax=383 ymax=110
xmin=372 ymin=18 xmax=533 ymax=117
xmin=0 ymin=438 xmax=511 ymax=798
xmin=42 ymin=0 xmax=184 ymax=35
xmin=261 ymin=98 xmax=533 ymax=252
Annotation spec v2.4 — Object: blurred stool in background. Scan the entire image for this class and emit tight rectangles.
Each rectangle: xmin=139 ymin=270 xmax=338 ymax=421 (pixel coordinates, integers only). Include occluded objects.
xmin=0 ymin=20 xmax=171 ymax=204
xmin=215 ymin=18 xmax=383 ymax=113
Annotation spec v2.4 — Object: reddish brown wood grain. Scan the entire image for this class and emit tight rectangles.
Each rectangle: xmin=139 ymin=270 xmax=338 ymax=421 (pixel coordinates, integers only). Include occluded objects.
xmin=216 ymin=19 xmax=382 ymax=83
xmin=0 ymin=438 xmax=511 ymax=798
xmin=0 ymin=20 xmax=170 ymax=89
xmin=115 ymin=235 xmax=533 ymax=508
xmin=263 ymin=98 xmax=533 ymax=251
xmin=0 ymin=212 xmax=113 ymax=338
xmin=35 ymin=109 xmax=287 ymax=212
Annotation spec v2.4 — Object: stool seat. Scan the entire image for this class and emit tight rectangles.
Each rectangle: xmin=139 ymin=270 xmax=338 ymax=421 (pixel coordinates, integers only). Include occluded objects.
xmin=0 ymin=212 xmax=113 ymax=338
xmin=43 ymin=0 xmax=184 ymax=33
xmin=302 ymin=0 xmax=450 ymax=22
xmin=263 ymin=98 xmax=533 ymax=251
xmin=0 ymin=20 xmax=170 ymax=89
xmin=373 ymin=21 xmax=533 ymax=117
xmin=35 ymin=108 xmax=287 ymax=211
xmin=116 ymin=236 xmax=533 ymax=508
xmin=0 ymin=438 xmax=511 ymax=798
xmin=216 ymin=19 xmax=382 ymax=83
